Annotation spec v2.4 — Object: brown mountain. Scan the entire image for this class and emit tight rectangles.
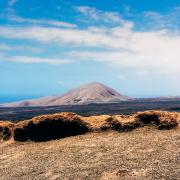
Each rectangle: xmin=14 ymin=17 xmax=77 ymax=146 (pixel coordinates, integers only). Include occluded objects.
xmin=2 ymin=82 xmax=131 ymax=107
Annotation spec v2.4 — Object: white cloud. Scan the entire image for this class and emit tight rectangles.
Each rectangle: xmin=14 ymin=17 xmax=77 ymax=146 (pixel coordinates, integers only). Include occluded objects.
xmin=0 ymin=52 xmax=5 ymax=59
xmin=67 ymin=28 xmax=180 ymax=75
xmin=75 ymin=6 xmax=98 ymax=18
xmin=8 ymin=0 xmax=18 ymax=6
xmin=3 ymin=1 xmax=76 ymax=28
xmin=0 ymin=44 xmax=13 ymax=51
xmin=0 ymin=25 xmax=179 ymax=75
xmin=70 ymin=47 xmax=180 ymax=75
xmin=8 ymin=16 xmax=77 ymax=28
xmin=0 ymin=44 xmax=42 ymax=53
xmin=0 ymin=55 xmax=72 ymax=65
xmin=9 ymin=56 xmax=72 ymax=64
xmin=0 ymin=25 xmax=135 ymax=48
xmin=0 ymin=6 xmax=180 ymax=77
xmin=144 ymin=8 xmax=180 ymax=30
xmin=7 ymin=0 xmax=18 ymax=14
xmin=75 ymin=6 xmax=128 ymax=25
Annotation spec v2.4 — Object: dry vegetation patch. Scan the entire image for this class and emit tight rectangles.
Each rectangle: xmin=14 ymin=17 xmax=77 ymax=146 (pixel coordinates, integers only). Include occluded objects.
xmin=83 ymin=114 xmax=141 ymax=132
xmin=0 ymin=111 xmax=179 ymax=142
xmin=14 ymin=112 xmax=89 ymax=142
xmin=82 ymin=115 xmax=111 ymax=130
xmin=100 ymin=117 xmax=122 ymax=131
xmin=135 ymin=111 xmax=179 ymax=130
xmin=0 ymin=121 xmax=14 ymax=141
xmin=114 ymin=115 xmax=142 ymax=131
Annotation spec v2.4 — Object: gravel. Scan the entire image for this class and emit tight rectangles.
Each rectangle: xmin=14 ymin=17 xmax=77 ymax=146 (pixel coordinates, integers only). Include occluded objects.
xmin=0 ymin=127 xmax=179 ymax=180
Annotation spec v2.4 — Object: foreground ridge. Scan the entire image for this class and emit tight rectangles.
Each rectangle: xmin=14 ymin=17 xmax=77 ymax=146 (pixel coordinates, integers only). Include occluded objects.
xmin=0 ymin=110 xmax=179 ymax=142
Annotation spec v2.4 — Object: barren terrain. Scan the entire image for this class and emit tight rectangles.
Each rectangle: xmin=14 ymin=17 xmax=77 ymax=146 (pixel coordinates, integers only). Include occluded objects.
xmin=0 ymin=127 xmax=180 ymax=180
xmin=0 ymin=110 xmax=179 ymax=179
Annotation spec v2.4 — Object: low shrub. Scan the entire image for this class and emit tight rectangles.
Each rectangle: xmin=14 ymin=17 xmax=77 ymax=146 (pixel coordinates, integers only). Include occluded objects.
xmin=121 ymin=120 xmax=142 ymax=132
xmin=135 ymin=111 xmax=160 ymax=125
xmin=0 ymin=121 xmax=14 ymax=141
xmin=135 ymin=111 xmax=179 ymax=130
xmin=82 ymin=115 xmax=111 ymax=131
xmin=14 ymin=113 xmax=89 ymax=142
xmin=101 ymin=117 xmax=122 ymax=131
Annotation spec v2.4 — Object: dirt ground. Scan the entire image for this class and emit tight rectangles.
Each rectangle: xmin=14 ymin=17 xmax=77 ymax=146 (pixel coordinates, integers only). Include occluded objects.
xmin=0 ymin=127 xmax=179 ymax=180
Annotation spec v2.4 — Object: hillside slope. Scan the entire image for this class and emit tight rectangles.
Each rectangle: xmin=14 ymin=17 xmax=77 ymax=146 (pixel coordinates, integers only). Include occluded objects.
xmin=48 ymin=82 xmax=130 ymax=106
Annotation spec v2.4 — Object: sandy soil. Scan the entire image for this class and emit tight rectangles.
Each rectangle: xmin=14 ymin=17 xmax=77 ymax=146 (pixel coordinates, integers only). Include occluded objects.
xmin=0 ymin=127 xmax=180 ymax=180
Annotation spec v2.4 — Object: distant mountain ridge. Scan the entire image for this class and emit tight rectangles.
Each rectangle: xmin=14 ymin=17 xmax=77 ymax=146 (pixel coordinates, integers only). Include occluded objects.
xmin=2 ymin=82 xmax=131 ymax=107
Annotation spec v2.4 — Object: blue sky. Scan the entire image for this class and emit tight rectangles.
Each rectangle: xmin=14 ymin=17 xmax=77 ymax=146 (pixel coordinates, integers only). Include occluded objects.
xmin=0 ymin=0 xmax=180 ymax=101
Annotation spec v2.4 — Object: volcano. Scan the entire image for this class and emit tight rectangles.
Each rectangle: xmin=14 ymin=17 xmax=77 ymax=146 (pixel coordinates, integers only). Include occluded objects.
xmin=2 ymin=82 xmax=131 ymax=107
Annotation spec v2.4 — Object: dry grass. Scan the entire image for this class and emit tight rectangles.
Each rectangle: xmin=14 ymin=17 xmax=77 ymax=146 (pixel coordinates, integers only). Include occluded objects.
xmin=82 ymin=114 xmax=141 ymax=132
xmin=135 ymin=110 xmax=179 ymax=129
xmin=0 ymin=121 xmax=14 ymax=141
xmin=100 ymin=117 xmax=122 ymax=131
xmin=0 ymin=111 xmax=179 ymax=142
xmin=114 ymin=115 xmax=142 ymax=131
xmin=14 ymin=112 xmax=89 ymax=142
xmin=82 ymin=115 xmax=112 ymax=130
